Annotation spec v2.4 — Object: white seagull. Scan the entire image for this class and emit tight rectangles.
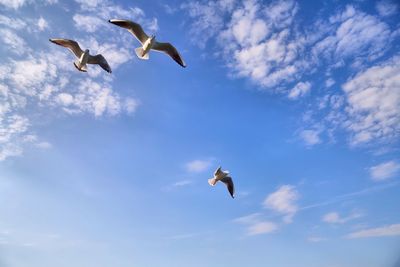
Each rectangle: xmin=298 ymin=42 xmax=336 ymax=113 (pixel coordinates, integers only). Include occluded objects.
xmin=108 ymin=19 xmax=186 ymax=68
xmin=49 ymin=38 xmax=112 ymax=73
xmin=208 ymin=166 xmax=235 ymax=198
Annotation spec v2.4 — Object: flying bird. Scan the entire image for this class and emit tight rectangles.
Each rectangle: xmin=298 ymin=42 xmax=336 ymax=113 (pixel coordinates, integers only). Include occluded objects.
xmin=208 ymin=166 xmax=235 ymax=198
xmin=49 ymin=38 xmax=112 ymax=73
xmin=108 ymin=19 xmax=186 ymax=68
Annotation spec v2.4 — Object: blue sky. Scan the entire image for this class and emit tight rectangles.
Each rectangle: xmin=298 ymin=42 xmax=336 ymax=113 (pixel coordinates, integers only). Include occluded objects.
xmin=0 ymin=0 xmax=400 ymax=266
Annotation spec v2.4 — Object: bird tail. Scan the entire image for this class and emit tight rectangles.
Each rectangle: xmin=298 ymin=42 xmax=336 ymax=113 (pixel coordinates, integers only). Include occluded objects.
xmin=74 ymin=61 xmax=87 ymax=72
xmin=208 ymin=178 xmax=217 ymax=186
xmin=135 ymin=47 xmax=149 ymax=60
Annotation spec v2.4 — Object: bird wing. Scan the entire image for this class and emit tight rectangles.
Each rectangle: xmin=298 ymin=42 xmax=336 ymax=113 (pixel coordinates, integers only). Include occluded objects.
xmin=214 ymin=166 xmax=222 ymax=177
xmin=49 ymin=38 xmax=84 ymax=58
xmin=108 ymin=19 xmax=148 ymax=44
xmin=152 ymin=42 xmax=186 ymax=68
xmin=221 ymin=176 xmax=235 ymax=198
xmin=87 ymin=54 xmax=112 ymax=73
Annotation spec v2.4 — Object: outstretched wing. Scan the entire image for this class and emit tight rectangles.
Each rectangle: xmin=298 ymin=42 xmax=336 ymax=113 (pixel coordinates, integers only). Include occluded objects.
xmin=152 ymin=42 xmax=186 ymax=68
xmin=49 ymin=38 xmax=83 ymax=58
xmin=214 ymin=166 xmax=222 ymax=177
xmin=108 ymin=19 xmax=148 ymax=44
xmin=221 ymin=176 xmax=235 ymax=198
xmin=88 ymin=54 xmax=112 ymax=73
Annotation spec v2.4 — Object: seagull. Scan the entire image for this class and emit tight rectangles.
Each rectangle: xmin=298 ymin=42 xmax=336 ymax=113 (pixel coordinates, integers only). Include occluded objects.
xmin=208 ymin=166 xmax=235 ymax=198
xmin=108 ymin=19 xmax=186 ymax=68
xmin=49 ymin=38 xmax=112 ymax=73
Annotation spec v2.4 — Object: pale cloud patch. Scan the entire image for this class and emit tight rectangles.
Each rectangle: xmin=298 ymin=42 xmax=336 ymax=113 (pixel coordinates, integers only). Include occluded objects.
xmin=313 ymin=5 xmax=392 ymax=65
xmin=325 ymin=78 xmax=335 ymax=88
xmin=342 ymin=55 xmax=400 ymax=145
xmin=173 ymin=180 xmax=193 ymax=187
xmin=346 ymin=223 xmax=400 ymax=239
xmin=307 ymin=236 xmax=325 ymax=242
xmin=263 ymin=185 xmax=299 ymax=223
xmin=35 ymin=141 xmax=52 ymax=149
xmin=369 ymin=161 xmax=400 ymax=181
xmin=0 ymin=15 xmax=27 ymax=30
xmin=0 ymin=44 xmax=138 ymax=161
xmin=124 ymin=98 xmax=139 ymax=115
xmin=233 ymin=213 xmax=278 ymax=236
xmin=0 ymin=0 xmax=56 ymax=9
xmin=185 ymin=159 xmax=213 ymax=173
xmin=0 ymin=0 xmax=27 ymax=9
xmin=37 ymin=17 xmax=49 ymax=31
xmin=322 ymin=211 xmax=363 ymax=224
xmin=376 ymin=0 xmax=398 ymax=17
xmin=247 ymin=221 xmax=278 ymax=235
xmin=299 ymin=129 xmax=321 ymax=146
xmin=73 ymin=14 xmax=104 ymax=33
xmin=288 ymin=81 xmax=311 ymax=100
xmin=0 ymin=115 xmax=29 ymax=160
xmin=0 ymin=28 xmax=27 ymax=55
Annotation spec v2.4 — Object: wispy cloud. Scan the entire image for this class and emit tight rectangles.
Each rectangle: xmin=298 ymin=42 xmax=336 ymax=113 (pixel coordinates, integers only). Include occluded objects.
xmin=233 ymin=213 xmax=278 ymax=236
xmin=342 ymin=55 xmax=400 ymax=146
xmin=184 ymin=1 xmax=400 ymax=148
xmin=288 ymin=81 xmax=311 ymax=100
xmin=346 ymin=224 xmax=400 ymax=239
xmin=307 ymin=236 xmax=326 ymax=242
xmin=299 ymin=129 xmax=321 ymax=147
xmin=369 ymin=160 xmax=400 ymax=181
xmin=0 ymin=1 xmax=147 ymax=161
xmin=322 ymin=211 xmax=363 ymax=224
xmin=247 ymin=221 xmax=278 ymax=235
xmin=185 ymin=159 xmax=213 ymax=173
xmin=301 ymin=182 xmax=400 ymax=211
xmin=263 ymin=185 xmax=299 ymax=223
xmin=376 ymin=0 xmax=398 ymax=17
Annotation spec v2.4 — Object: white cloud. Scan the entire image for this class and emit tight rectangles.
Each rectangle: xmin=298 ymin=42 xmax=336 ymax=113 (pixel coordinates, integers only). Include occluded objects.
xmin=185 ymin=2 xmax=397 ymax=95
xmin=0 ymin=0 xmax=27 ymax=9
xmin=172 ymin=180 xmax=193 ymax=187
xmin=263 ymin=185 xmax=299 ymax=223
xmin=233 ymin=213 xmax=278 ymax=236
xmin=342 ymin=55 xmax=400 ymax=145
xmin=73 ymin=14 xmax=104 ymax=33
xmin=37 ymin=17 xmax=49 ymax=31
xmin=299 ymin=129 xmax=321 ymax=146
xmin=346 ymin=224 xmax=400 ymax=239
xmin=185 ymin=159 xmax=213 ymax=173
xmin=35 ymin=141 xmax=52 ymax=149
xmin=0 ymin=28 xmax=27 ymax=55
xmin=307 ymin=236 xmax=325 ymax=242
xmin=0 ymin=0 xmax=56 ymax=9
xmin=326 ymin=78 xmax=335 ymax=88
xmin=0 ymin=115 xmax=30 ymax=161
xmin=322 ymin=211 xmax=363 ymax=224
xmin=247 ymin=221 xmax=278 ymax=235
xmin=288 ymin=81 xmax=311 ymax=99
xmin=0 ymin=15 xmax=27 ymax=30
xmin=124 ymin=98 xmax=139 ymax=114
xmin=369 ymin=161 xmax=400 ymax=181
xmin=376 ymin=1 xmax=398 ymax=17
xmin=74 ymin=0 xmax=104 ymax=8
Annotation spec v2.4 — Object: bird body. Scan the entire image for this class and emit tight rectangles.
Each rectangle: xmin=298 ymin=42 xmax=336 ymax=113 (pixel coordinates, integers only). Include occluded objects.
xmin=74 ymin=49 xmax=90 ymax=72
xmin=108 ymin=19 xmax=186 ymax=67
xmin=49 ymin=38 xmax=112 ymax=73
xmin=208 ymin=167 xmax=235 ymax=198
